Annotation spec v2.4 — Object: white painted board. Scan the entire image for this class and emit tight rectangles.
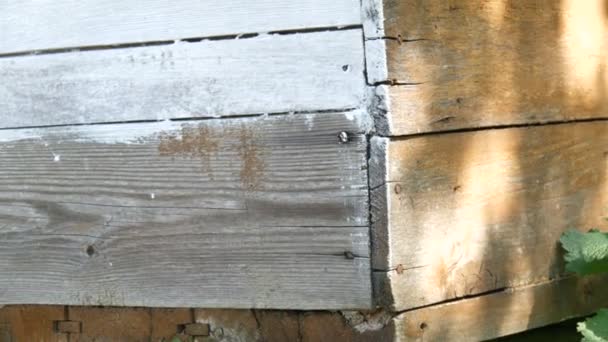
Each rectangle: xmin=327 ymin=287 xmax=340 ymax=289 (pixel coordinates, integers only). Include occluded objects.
xmin=0 ymin=30 xmax=366 ymax=129
xmin=0 ymin=0 xmax=362 ymax=54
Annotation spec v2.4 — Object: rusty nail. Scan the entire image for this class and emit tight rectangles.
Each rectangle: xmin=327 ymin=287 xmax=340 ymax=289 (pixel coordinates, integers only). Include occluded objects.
xmin=394 ymin=184 xmax=402 ymax=194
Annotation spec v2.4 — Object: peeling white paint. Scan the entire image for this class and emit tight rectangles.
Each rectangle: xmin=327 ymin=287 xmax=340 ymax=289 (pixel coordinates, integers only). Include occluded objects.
xmin=345 ymin=108 xmax=374 ymax=133
xmin=361 ymin=0 xmax=386 ymax=38
xmin=364 ymin=39 xmax=388 ymax=84
xmin=1 ymin=0 xmax=362 ymax=54
xmin=304 ymin=114 xmax=316 ymax=130
xmin=0 ymin=120 xmax=173 ymax=144
xmin=0 ymin=30 xmax=366 ymax=129
xmin=0 ymin=109 xmax=371 ymax=146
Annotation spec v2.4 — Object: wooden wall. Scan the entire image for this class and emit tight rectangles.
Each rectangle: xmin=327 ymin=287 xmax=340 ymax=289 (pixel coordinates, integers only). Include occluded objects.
xmin=0 ymin=1 xmax=372 ymax=310
xmin=4 ymin=0 xmax=608 ymax=340
xmin=366 ymin=0 xmax=608 ymax=340
xmin=0 ymin=305 xmax=397 ymax=342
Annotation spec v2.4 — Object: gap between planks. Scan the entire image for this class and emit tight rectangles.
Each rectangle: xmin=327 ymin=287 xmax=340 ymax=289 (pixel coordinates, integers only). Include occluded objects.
xmin=373 ymin=115 xmax=608 ymax=140
xmin=0 ymin=0 xmax=362 ymax=55
xmin=0 ymin=25 xmax=363 ymax=60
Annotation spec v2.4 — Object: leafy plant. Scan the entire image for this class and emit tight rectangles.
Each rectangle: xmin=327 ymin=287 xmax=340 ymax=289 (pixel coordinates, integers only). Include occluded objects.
xmin=561 ymin=230 xmax=608 ymax=341
xmin=578 ymin=309 xmax=608 ymax=342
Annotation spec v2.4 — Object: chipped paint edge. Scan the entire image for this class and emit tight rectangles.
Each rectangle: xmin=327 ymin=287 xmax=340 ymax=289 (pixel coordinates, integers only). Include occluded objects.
xmin=0 ymin=111 xmax=371 ymax=145
xmin=365 ymin=39 xmax=388 ymax=85
xmin=362 ymin=0 xmax=386 ymax=38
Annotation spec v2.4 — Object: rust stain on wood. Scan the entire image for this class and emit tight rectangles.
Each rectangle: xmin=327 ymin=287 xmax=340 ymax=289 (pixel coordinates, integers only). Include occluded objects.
xmin=158 ymin=123 xmax=265 ymax=190
xmin=236 ymin=125 xmax=265 ymax=191
xmin=158 ymin=125 xmax=219 ymax=178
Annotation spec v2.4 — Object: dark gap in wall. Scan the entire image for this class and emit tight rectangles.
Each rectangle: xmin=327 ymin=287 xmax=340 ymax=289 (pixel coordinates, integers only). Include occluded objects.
xmin=0 ymin=25 xmax=363 ymax=59
xmin=383 ymin=116 xmax=608 ymax=140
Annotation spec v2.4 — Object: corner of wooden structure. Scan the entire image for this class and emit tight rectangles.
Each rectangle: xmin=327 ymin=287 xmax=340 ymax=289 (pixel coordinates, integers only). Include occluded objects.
xmin=363 ymin=0 xmax=608 ymax=340
xmin=361 ymin=0 xmax=386 ymax=39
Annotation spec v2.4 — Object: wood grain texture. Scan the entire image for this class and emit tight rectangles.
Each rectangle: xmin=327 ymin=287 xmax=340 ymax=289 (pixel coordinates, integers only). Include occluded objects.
xmin=392 ymin=275 xmax=608 ymax=342
xmin=0 ymin=0 xmax=361 ymax=54
xmin=0 ymin=30 xmax=365 ymax=129
xmin=0 ymin=306 xmax=67 ymax=342
xmin=68 ymin=307 xmax=195 ymax=342
xmin=377 ymin=0 xmax=608 ymax=135
xmin=374 ymin=122 xmax=608 ymax=310
xmin=69 ymin=307 xmax=152 ymax=342
xmin=0 ymin=112 xmax=372 ymax=309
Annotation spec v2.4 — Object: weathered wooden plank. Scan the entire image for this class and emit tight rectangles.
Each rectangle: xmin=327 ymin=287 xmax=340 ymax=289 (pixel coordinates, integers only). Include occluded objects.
xmin=69 ymin=307 xmax=153 ymax=342
xmin=149 ymin=309 xmax=194 ymax=340
xmin=0 ymin=305 xmax=397 ymax=341
xmin=392 ymin=276 xmax=608 ymax=342
xmin=193 ymin=308 xmax=394 ymax=342
xmin=0 ymin=0 xmax=361 ymax=54
xmin=374 ymin=0 xmax=608 ymax=135
xmin=0 ymin=30 xmax=365 ymax=129
xmin=0 ymin=306 xmax=67 ymax=342
xmin=0 ymin=112 xmax=372 ymax=309
xmin=373 ymin=121 xmax=608 ymax=310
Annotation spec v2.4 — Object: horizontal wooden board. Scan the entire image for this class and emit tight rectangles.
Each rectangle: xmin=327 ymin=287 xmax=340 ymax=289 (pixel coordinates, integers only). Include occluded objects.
xmin=0 ymin=306 xmax=66 ymax=342
xmin=68 ymin=307 xmax=193 ymax=341
xmin=375 ymin=0 xmax=608 ymax=135
xmin=392 ymin=275 xmax=608 ymax=342
xmin=0 ymin=30 xmax=365 ymax=129
xmin=0 ymin=112 xmax=372 ymax=309
xmin=0 ymin=305 xmax=396 ymax=341
xmin=0 ymin=0 xmax=361 ymax=54
xmin=373 ymin=121 xmax=608 ymax=310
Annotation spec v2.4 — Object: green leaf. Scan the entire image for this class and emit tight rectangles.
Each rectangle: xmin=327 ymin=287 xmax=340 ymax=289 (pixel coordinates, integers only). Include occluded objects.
xmin=578 ymin=309 xmax=608 ymax=342
xmin=560 ymin=230 xmax=608 ymax=275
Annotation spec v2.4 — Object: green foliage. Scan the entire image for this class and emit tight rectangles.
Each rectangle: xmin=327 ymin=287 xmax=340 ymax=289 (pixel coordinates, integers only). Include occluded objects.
xmin=578 ymin=310 xmax=608 ymax=342
xmin=561 ymin=230 xmax=608 ymax=275
xmin=561 ymin=229 xmax=608 ymax=342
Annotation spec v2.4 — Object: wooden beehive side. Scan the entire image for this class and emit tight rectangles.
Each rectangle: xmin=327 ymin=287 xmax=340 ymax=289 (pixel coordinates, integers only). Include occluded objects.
xmin=370 ymin=0 xmax=608 ymax=136
xmin=0 ymin=0 xmax=361 ymax=54
xmin=0 ymin=30 xmax=366 ymax=128
xmin=0 ymin=305 xmax=398 ymax=341
xmin=367 ymin=0 xmax=608 ymax=340
xmin=391 ymin=275 xmax=608 ymax=342
xmin=0 ymin=1 xmax=374 ymax=310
